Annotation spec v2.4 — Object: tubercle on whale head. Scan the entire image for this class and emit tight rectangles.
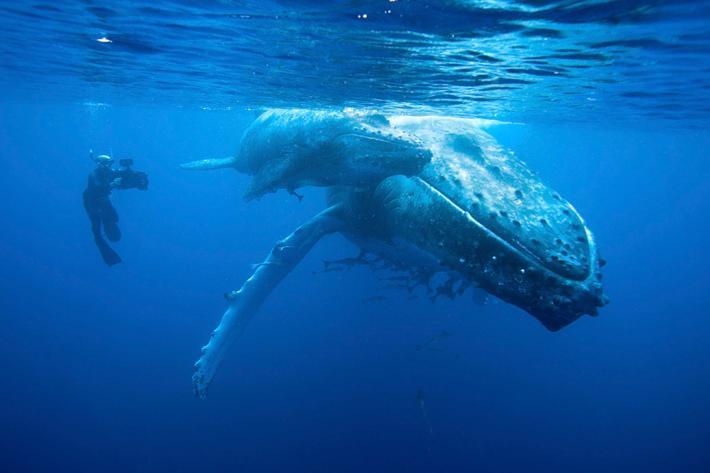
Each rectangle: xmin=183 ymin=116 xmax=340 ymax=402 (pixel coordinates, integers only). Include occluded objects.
xmin=367 ymin=173 xmax=607 ymax=332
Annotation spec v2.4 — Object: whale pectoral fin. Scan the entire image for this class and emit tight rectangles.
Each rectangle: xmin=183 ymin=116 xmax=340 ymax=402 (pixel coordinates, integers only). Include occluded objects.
xmin=180 ymin=156 xmax=237 ymax=171
xmin=192 ymin=203 xmax=346 ymax=399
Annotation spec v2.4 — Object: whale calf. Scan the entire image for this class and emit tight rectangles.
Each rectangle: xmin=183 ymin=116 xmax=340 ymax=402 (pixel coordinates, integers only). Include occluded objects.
xmin=182 ymin=109 xmax=432 ymax=200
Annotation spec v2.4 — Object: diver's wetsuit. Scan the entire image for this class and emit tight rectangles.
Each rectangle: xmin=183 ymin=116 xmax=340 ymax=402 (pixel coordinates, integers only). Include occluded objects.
xmin=83 ymin=165 xmax=122 ymax=266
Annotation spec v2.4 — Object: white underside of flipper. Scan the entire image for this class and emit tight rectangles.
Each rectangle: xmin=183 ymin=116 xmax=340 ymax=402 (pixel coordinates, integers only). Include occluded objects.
xmin=192 ymin=203 xmax=346 ymax=398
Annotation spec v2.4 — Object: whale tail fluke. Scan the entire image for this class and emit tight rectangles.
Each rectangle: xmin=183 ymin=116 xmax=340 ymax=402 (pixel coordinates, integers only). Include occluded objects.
xmin=180 ymin=156 xmax=236 ymax=171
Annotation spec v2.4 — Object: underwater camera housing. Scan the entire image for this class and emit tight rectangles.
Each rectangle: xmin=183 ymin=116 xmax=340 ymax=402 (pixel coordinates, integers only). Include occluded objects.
xmin=117 ymin=159 xmax=149 ymax=191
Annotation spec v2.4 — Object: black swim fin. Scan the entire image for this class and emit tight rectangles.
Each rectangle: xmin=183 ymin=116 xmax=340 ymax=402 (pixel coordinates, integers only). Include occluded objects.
xmin=95 ymin=237 xmax=122 ymax=266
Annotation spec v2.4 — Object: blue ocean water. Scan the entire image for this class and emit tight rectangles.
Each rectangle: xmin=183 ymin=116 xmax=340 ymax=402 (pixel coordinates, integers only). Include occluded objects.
xmin=1 ymin=1 xmax=709 ymax=472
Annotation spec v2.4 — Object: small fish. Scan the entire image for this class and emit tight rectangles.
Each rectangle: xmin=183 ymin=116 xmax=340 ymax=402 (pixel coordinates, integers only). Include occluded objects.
xmin=322 ymin=251 xmax=370 ymax=272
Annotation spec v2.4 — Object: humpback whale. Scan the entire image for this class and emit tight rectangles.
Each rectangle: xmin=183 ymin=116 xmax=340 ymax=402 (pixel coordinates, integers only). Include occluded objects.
xmin=181 ymin=109 xmax=432 ymax=200
xmin=182 ymin=109 xmax=607 ymax=398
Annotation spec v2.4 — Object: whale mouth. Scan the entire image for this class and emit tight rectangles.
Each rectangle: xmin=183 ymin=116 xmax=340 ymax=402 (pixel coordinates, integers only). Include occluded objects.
xmin=336 ymin=130 xmax=412 ymax=148
xmin=371 ymin=174 xmax=606 ymax=331
xmin=419 ymin=176 xmax=598 ymax=284
xmin=336 ymin=132 xmax=402 ymax=150
xmin=336 ymin=129 xmax=431 ymax=158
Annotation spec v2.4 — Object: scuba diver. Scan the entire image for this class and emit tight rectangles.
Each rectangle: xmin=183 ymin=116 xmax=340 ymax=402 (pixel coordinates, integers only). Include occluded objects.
xmin=83 ymin=151 xmax=149 ymax=266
